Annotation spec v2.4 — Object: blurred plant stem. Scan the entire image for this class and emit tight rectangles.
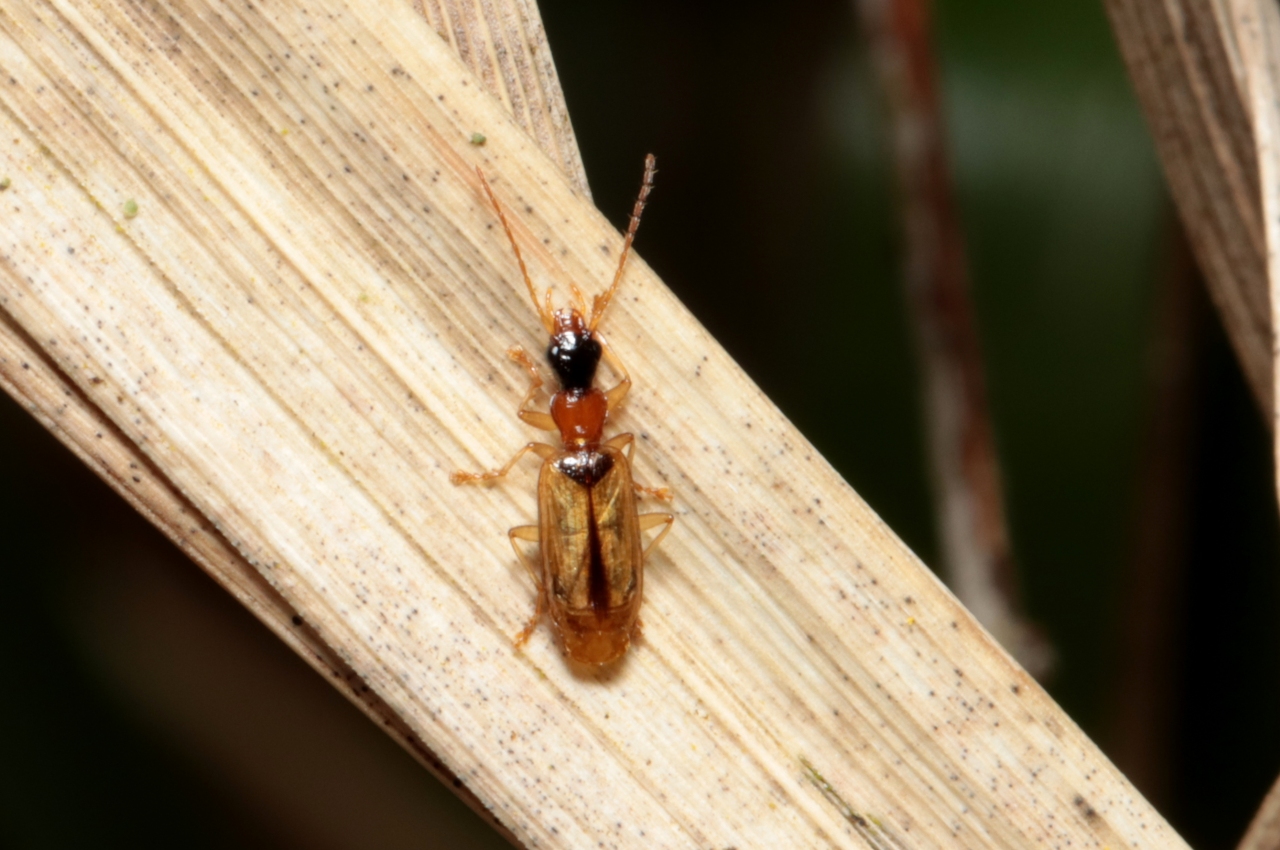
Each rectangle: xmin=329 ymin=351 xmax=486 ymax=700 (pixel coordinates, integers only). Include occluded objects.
xmin=1108 ymin=218 xmax=1203 ymax=811
xmin=855 ymin=0 xmax=1052 ymax=677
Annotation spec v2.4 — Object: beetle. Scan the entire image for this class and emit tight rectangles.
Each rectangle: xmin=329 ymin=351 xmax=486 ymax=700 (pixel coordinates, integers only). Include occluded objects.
xmin=451 ymin=155 xmax=674 ymax=665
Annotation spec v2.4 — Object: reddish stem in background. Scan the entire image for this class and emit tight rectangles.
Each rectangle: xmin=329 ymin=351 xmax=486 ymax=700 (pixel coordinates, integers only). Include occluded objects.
xmin=856 ymin=0 xmax=1052 ymax=676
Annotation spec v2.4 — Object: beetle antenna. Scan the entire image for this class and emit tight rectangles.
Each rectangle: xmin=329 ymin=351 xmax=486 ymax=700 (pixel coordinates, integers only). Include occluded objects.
xmin=569 ymin=282 xmax=589 ymax=317
xmin=477 ymin=167 xmax=555 ymax=334
xmin=590 ymin=154 xmax=656 ymax=331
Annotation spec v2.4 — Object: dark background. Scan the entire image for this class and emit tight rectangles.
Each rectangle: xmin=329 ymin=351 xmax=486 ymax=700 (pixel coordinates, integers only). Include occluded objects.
xmin=2 ymin=1 xmax=1278 ymax=847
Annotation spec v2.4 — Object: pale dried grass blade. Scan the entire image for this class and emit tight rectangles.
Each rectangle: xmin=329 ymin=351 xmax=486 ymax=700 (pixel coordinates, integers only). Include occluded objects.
xmin=1104 ymin=0 xmax=1271 ymax=416
xmin=1231 ymin=0 xmax=1280 ymax=434
xmin=0 ymin=0 xmax=1186 ymax=846
xmin=1146 ymin=0 xmax=1280 ymax=844
xmin=0 ymin=0 xmax=569 ymax=838
xmin=1240 ymin=772 xmax=1280 ymax=850
xmin=414 ymin=0 xmax=589 ymax=197
xmin=1194 ymin=3 xmax=1280 ymax=845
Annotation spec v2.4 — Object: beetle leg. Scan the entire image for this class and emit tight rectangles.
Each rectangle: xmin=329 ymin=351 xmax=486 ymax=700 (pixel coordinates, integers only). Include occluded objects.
xmin=638 ymin=512 xmax=675 ymax=556
xmin=515 ymin=592 xmax=546 ymax=648
xmin=635 ymin=482 xmax=673 ymax=501
xmin=604 ymin=432 xmax=673 ymax=501
xmin=595 ymin=333 xmax=632 ymax=410
xmin=605 ymin=432 xmax=673 ymax=501
xmin=507 ymin=524 xmax=542 ymax=585
xmin=507 ymin=346 xmax=557 ymax=432
xmin=450 ymin=442 xmax=556 ymax=485
xmin=508 ymin=524 xmax=544 ymax=647
xmin=603 ymin=431 xmax=637 ymax=462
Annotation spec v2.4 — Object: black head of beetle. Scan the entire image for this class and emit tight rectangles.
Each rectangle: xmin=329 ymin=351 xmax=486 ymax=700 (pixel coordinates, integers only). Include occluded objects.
xmin=547 ymin=310 xmax=602 ymax=390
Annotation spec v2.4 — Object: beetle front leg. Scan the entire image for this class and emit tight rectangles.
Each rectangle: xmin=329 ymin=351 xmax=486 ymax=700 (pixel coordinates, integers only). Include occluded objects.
xmin=595 ymin=333 xmax=632 ymax=411
xmin=507 ymin=346 xmax=557 ymax=432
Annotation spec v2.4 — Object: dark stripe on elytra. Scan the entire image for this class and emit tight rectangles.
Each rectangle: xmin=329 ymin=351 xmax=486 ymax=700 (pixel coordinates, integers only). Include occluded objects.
xmin=587 ymin=488 xmax=609 ymax=614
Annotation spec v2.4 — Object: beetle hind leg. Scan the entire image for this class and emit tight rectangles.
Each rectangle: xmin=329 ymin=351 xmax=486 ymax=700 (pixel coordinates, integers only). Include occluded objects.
xmin=508 ymin=524 xmax=544 ymax=648
xmin=514 ymin=593 xmax=546 ymax=649
xmin=638 ymin=512 xmax=675 ymax=557
xmin=507 ymin=524 xmax=541 ymax=584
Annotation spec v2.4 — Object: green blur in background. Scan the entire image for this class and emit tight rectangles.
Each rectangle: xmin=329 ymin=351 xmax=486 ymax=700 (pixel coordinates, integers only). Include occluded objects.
xmin=1 ymin=1 xmax=1278 ymax=848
